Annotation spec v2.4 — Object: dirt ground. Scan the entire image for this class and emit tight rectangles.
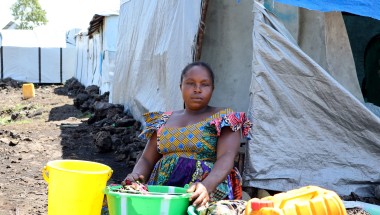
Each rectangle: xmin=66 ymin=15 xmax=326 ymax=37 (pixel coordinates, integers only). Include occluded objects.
xmin=0 ymin=83 xmax=131 ymax=215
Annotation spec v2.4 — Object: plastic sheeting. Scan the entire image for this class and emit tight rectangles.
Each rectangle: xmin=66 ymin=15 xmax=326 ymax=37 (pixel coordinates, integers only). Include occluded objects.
xmin=0 ymin=30 xmax=76 ymax=83
xmin=75 ymin=33 xmax=102 ymax=88
xmin=74 ymin=14 xmax=118 ymax=94
xmin=274 ymin=0 xmax=380 ymax=21
xmin=0 ymin=30 xmax=67 ymax=48
xmin=244 ymin=2 xmax=380 ymax=197
xmin=111 ymin=0 xmax=202 ymax=123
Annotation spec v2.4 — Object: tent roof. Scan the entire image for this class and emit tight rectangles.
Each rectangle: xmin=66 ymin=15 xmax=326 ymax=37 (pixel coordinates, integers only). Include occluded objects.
xmin=79 ymin=11 xmax=119 ymax=37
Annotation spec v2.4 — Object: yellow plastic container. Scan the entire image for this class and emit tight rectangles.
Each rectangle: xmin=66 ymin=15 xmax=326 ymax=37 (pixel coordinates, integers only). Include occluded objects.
xmin=245 ymin=186 xmax=347 ymax=215
xmin=22 ymin=83 xmax=35 ymax=99
xmin=42 ymin=160 xmax=113 ymax=215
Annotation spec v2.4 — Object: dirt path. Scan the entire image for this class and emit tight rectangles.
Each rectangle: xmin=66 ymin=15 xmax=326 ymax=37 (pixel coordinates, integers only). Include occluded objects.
xmin=0 ymin=83 xmax=131 ymax=215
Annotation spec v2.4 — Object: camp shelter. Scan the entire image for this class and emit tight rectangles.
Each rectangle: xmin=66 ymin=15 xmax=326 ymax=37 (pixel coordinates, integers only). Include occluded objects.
xmin=74 ymin=12 xmax=119 ymax=94
xmin=110 ymin=0 xmax=380 ymax=197
xmin=0 ymin=29 xmax=77 ymax=83
xmin=244 ymin=0 xmax=380 ymax=197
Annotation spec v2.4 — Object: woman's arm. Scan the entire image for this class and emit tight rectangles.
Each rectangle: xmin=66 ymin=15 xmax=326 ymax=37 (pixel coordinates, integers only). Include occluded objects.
xmin=188 ymin=127 xmax=241 ymax=206
xmin=125 ymin=131 xmax=162 ymax=183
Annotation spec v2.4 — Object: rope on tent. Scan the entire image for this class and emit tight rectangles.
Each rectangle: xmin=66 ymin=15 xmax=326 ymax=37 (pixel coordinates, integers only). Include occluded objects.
xmin=194 ymin=0 xmax=209 ymax=61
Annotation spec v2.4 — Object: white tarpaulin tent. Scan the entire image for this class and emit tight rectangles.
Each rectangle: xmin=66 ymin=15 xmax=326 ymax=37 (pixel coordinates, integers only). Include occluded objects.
xmin=111 ymin=0 xmax=202 ymax=123
xmin=75 ymin=12 xmax=119 ymax=94
xmin=244 ymin=2 xmax=380 ymax=197
xmin=110 ymin=0 xmax=380 ymax=197
xmin=0 ymin=29 xmax=76 ymax=83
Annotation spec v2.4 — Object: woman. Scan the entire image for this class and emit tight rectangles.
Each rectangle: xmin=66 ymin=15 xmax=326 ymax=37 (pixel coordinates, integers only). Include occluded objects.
xmin=125 ymin=62 xmax=251 ymax=207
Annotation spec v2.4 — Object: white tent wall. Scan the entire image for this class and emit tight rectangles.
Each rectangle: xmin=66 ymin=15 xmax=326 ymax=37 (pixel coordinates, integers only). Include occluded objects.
xmin=111 ymin=0 xmax=202 ymax=123
xmin=62 ymin=48 xmax=77 ymax=82
xmin=75 ymin=34 xmax=89 ymax=86
xmin=244 ymin=2 xmax=380 ymax=197
xmin=74 ymin=14 xmax=118 ymax=94
xmin=101 ymin=15 xmax=119 ymax=93
xmin=103 ymin=16 xmax=118 ymax=52
xmin=200 ymin=0 xmax=253 ymax=112
xmin=41 ymin=48 xmax=61 ymax=83
xmin=0 ymin=30 xmax=76 ymax=83
xmin=87 ymin=34 xmax=102 ymax=88
xmin=2 ymin=47 xmax=39 ymax=82
xmin=100 ymin=50 xmax=115 ymax=94
xmin=75 ymin=34 xmax=102 ymax=89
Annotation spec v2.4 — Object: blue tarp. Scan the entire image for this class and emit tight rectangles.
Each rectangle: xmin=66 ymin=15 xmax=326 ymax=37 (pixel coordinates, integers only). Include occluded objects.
xmin=275 ymin=0 xmax=380 ymax=20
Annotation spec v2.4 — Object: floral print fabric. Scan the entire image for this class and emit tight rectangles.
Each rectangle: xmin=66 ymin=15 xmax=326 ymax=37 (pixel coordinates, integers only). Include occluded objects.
xmin=138 ymin=108 xmax=252 ymax=201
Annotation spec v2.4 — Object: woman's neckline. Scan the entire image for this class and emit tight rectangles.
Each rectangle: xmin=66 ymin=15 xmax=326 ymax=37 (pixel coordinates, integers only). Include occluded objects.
xmin=163 ymin=107 xmax=230 ymax=129
xmin=183 ymin=105 xmax=212 ymax=116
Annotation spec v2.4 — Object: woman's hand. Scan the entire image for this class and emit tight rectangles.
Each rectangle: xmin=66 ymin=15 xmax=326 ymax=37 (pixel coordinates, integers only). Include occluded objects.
xmin=187 ymin=182 xmax=210 ymax=207
xmin=122 ymin=131 xmax=161 ymax=186
xmin=123 ymin=173 xmax=145 ymax=185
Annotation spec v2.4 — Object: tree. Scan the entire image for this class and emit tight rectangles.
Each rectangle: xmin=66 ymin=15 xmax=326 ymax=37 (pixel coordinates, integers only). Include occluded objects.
xmin=11 ymin=0 xmax=48 ymax=29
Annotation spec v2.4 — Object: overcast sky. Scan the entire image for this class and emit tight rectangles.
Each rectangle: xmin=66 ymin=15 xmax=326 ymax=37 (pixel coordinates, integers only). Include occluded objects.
xmin=0 ymin=0 xmax=119 ymax=30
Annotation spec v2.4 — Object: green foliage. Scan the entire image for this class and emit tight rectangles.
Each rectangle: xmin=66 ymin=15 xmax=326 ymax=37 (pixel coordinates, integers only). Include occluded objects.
xmin=78 ymin=112 xmax=93 ymax=119
xmin=11 ymin=0 xmax=48 ymax=29
xmin=0 ymin=103 xmax=39 ymax=125
xmin=0 ymin=117 xmax=32 ymax=125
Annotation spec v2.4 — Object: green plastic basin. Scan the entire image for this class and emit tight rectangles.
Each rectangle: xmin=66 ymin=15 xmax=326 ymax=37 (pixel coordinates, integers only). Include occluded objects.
xmin=104 ymin=185 xmax=191 ymax=215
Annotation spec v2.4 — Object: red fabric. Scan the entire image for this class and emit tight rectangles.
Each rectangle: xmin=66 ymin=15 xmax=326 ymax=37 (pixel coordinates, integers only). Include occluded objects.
xmin=230 ymin=169 xmax=243 ymax=200
xmin=209 ymin=112 xmax=251 ymax=137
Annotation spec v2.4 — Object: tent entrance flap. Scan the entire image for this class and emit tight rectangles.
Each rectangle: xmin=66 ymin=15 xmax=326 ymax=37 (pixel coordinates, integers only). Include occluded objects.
xmin=364 ymin=36 xmax=380 ymax=106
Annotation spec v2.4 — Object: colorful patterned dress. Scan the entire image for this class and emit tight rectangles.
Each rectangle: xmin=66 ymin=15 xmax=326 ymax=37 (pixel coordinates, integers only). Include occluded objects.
xmin=139 ymin=108 xmax=251 ymax=202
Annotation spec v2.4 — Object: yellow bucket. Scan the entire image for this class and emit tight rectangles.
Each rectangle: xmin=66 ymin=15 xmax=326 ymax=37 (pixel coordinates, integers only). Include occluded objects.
xmin=42 ymin=160 xmax=113 ymax=215
xmin=22 ymin=83 xmax=35 ymax=99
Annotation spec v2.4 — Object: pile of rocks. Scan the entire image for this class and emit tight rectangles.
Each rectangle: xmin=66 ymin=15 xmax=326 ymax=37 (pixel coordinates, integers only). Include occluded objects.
xmin=0 ymin=78 xmax=20 ymax=90
xmin=64 ymin=78 xmax=146 ymax=166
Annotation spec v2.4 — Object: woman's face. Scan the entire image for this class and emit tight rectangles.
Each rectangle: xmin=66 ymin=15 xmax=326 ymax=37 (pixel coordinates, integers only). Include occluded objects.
xmin=180 ymin=66 xmax=214 ymax=111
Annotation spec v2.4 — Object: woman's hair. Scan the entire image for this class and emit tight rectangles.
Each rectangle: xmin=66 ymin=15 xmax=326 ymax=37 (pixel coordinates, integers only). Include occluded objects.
xmin=180 ymin=61 xmax=215 ymax=86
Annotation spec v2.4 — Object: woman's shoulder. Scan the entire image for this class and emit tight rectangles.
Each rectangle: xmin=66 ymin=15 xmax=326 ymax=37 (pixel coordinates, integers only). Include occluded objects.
xmin=142 ymin=111 xmax=172 ymax=123
xmin=210 ymin=107 xmax=250 ymax=122
xmin=210 ymin=107 xmax=234 ymax=117
xmin=138 ymin=111 xmax=172 ymax=141
xmin=209 ymin=108 xmax=252 ymax=137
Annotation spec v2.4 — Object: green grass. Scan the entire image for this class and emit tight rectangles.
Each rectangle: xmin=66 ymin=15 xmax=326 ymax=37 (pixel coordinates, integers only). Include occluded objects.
xmin=0 ymin=103 xmax=40 ymax=125
xmin=13 ymin=103 xmax=26 ymax=112
xmin=1 ymin=103 xmax=40 ymax=113
xmin=0 ymin=115 xmax=33 ymax=125
xmin=0 ymin=118 xmax=32 ymax=125
xmin=78 ymin=112 xmax=93 ymax=119
xmin=0 ymin=117 xmax=10 ymax=125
